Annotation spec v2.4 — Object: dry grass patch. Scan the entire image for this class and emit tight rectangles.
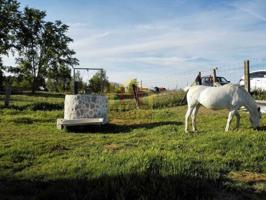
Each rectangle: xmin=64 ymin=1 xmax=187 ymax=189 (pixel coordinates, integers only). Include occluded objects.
xmin=228 ymin=171 xmax=266 ymax=192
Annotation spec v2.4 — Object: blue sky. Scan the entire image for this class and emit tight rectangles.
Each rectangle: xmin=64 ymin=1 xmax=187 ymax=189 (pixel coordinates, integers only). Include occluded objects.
xmin=4 ymin=0 xmax=266 ymax=88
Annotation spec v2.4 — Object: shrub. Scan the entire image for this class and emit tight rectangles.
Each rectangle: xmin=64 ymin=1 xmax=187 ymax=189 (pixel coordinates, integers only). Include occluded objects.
xmin=252 ymin=89 xmax=266 ymax=100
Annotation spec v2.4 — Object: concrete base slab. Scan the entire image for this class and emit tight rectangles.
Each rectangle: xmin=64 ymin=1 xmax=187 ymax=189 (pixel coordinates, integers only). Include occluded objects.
xmin=57 ymin=118 xmax=105 ymax=130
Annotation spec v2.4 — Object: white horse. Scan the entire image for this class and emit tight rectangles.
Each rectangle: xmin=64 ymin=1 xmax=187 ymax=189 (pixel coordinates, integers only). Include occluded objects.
xmin=185 ymin=84 xmax=261 ymax=132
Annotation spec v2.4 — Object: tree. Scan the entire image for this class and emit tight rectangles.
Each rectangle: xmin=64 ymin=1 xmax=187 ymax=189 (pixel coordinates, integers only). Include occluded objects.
xmin=44 ymin=20 xmax=78 ymax=92
xmin=108 ymin=82 xmax=122 ymax=93
xmin=15 ymin=7 xmax=46 ymax=93
xmin=0 ymin=0 xmax=19 ymax=55
xmin=88 ymin=70 xmax=109 ymax=93
xmin=1 ymin=4 xmax=78 ymax=93
xmin=0 ymin=0 xmax=20 ymax=90
xmin=46 ymin=64 xmax=71 ymax=92
xmin=15 ymin=8 xmax=78 ymax=93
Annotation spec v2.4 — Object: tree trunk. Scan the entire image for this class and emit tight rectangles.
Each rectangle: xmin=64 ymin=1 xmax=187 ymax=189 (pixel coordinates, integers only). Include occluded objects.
xmin=32 ymin=77 xmax=36 ymax=94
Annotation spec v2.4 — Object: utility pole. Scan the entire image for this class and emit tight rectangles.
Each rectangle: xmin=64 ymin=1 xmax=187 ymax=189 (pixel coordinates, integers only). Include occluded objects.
xmin=244 ymin=60 xmax=250 ymax=93
xmin=132 ymin=84 xmax=140 ymax=109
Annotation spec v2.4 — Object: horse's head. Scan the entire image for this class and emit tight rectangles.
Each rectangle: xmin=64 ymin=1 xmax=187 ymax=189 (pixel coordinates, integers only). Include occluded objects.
xmin=249 ymin=107 xmax=262 ymax=129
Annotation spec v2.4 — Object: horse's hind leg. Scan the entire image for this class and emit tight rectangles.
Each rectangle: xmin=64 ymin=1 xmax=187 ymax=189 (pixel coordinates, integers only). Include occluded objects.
xmin=185 ymin=106 xmax=194 ymax=133
xmin=225 ymin=110 xmax=236 ymax=132
xmin=192 ymin=104 xmax=200 ymax=132
xmin=235 ymin=110 xmax=240 ymax=129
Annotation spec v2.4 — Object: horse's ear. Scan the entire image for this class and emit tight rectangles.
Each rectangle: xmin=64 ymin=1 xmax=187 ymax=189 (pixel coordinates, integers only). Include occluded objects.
xmin=258 ymin=107 xmax=261 ymax=112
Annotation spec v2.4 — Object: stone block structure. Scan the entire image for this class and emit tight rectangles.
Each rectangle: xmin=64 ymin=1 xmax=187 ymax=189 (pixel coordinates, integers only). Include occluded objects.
xmin=64 ymin=95 xmax=108 ymax=123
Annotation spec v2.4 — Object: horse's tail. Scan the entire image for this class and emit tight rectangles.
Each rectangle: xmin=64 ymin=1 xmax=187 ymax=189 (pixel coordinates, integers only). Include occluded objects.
xmin=181 ymin=85 xmax=192 ymax=105
xmin=183 ymin=86 xmax=191 ymax=92
xmin=183 ymin=81 xmax=198 ymax=92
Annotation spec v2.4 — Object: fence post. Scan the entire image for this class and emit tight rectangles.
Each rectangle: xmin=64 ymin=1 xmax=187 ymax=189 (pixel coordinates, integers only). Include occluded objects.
xmin=195 ymin=72 xmax=202 ymax=85
xmin=4 ymin=86 xmax=11 ymax=107
xmin=132 ymin=84 xmax=140 ymax=109
xmin=213 ymin=68 xmax=217 ymax=84
xmin=244 ymin=60 xmax=250 ymax=93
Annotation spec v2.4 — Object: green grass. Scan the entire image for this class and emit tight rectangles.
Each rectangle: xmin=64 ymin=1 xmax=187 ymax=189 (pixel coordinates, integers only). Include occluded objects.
xmin=0 ymin=93 xmax=265 ymax=199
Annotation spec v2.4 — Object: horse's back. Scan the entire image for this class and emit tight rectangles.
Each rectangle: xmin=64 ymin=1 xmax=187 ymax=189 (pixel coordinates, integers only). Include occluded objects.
xmin=187 ymin=84 xmax=240 ymax=110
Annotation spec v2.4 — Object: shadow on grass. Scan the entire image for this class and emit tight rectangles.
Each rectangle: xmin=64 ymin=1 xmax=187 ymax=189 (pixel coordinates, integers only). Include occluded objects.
xmin=65 ymin=121 xmax=182 ymax=134
xmin=0 ymin=172 xmax=265 ymax=200
xmin=256 ymin=126 xmax=266 ymax=131
xmin=0 ymin=102 xmax=64 ymax=111
xmin=23 ymin=92 xmax=65 ymax=98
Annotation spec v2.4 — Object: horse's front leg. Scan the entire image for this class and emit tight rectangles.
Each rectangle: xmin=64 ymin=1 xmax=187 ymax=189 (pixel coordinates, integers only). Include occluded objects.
xmin=185 ymin=106 xmax=193 ymax=133
xmin=225 ymin=110 xmax=236 ymax=132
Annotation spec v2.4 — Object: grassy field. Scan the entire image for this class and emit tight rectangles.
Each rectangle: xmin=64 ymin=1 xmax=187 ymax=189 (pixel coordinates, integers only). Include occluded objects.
xmin=0 ymin=93 xmax=265 ymax=199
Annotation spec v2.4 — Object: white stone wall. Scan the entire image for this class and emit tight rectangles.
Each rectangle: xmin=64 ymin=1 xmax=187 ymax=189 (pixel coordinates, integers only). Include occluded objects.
xmin=64 ymin=95 xmax=108 ymax=123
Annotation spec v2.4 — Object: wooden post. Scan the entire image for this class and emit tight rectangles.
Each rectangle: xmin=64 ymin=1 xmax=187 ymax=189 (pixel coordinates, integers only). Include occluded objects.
xmin=195 ymin=72 xmax=202 ymax=85
xmin=213 ymin=68 xmax=217 ymax=84
xmin=244 ymin=60 xmax=250 ymax=93
xmin=132 ymin=84 xmax=140 ymax=109
xmin=4 ymin=86 xmax=11 ymax=107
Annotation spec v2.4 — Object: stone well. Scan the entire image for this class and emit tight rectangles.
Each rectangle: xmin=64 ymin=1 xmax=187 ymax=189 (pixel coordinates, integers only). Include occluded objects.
xmin=64 ymin=95 xmax=108 ymax=123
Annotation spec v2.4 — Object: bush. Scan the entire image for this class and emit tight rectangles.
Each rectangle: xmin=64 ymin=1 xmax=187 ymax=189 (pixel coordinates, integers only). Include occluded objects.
xmin=252 ymin=89 xmax=266 ymax=100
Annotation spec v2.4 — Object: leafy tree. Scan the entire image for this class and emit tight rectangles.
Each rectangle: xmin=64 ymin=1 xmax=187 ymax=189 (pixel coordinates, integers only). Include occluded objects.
xmin=15 ymin=7 xmax=46 ymax=93
xmin=0 ymin=3 xmax=78 ymax=93
xmin=15 ymin=8 xmax=78 ymax=93
xmin=88 ymin=70 xmax=109 ymax=93
xmin=108 ymin=82 xmax=122 ymax=93
xmin=44 ymin=21 xmax=78 ymax=92
xmin=0 ymin=0 xmax=20 ymax=90
xmin=0 ymin=0 xmax=19 ymax=55
xmin=46 ymin=64 xmax=71 ymax=92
